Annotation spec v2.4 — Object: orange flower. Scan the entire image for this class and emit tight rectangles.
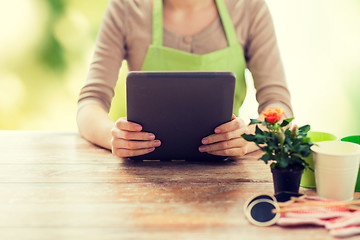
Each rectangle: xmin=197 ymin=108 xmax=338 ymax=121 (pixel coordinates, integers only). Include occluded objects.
xmin=263 ymin=108 xmax=284 ymax=124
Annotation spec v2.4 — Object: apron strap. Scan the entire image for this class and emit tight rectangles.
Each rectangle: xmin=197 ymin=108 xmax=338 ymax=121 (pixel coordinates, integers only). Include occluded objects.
xmin=152 ymin=0 xmax=163 ymax=46
xmin=152 ymin=0 xmax=238 ymax=47
xmin=215 ymin=0 xmax=238 ymax=47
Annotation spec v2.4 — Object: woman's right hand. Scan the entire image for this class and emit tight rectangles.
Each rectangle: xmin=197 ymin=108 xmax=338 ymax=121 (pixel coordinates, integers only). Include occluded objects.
xmin=111 ymin=117 xmax=161 ymax=158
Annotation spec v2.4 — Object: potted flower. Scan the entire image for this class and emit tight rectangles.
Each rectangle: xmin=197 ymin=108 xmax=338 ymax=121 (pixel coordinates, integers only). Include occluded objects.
xmin=242 ymin=107 xmax=313 ymax=194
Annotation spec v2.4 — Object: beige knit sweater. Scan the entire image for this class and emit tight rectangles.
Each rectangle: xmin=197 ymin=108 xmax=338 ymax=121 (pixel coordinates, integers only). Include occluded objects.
xmin=78 ymin=0 xmax=293 ymax=117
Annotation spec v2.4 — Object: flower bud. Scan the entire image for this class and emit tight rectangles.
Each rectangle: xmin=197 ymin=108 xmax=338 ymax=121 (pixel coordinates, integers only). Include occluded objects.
xmin=292 ymin=125 xmax=299 ymax=136
xmin=278 ymin=131 xmax=285 ymax=145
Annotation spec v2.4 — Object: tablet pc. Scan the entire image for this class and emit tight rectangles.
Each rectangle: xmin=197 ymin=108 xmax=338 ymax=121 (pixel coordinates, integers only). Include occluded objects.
xmin=126 ymin=71 xmax=236 ymax=161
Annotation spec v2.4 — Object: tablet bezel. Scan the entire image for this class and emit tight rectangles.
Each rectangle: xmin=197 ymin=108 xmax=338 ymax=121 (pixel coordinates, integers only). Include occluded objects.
xmin=126 ymin=71 xmax=236 ymax=161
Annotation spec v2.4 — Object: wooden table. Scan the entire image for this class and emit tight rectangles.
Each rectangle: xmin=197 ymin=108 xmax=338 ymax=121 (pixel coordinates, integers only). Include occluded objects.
xmin=0 ymin=131 xmax=359 ymax=240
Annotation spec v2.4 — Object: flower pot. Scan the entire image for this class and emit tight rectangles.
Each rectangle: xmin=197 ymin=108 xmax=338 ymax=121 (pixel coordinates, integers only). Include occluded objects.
xmin=271 ymin=167 xmax=304 ymax=194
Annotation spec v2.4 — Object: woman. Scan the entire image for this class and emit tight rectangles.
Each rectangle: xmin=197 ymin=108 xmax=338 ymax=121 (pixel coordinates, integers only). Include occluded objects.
xmin=77 ymin=0 xmax=293 ymax=158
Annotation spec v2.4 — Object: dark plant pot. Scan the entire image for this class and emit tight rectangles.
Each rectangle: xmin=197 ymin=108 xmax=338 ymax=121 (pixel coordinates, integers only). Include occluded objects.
xmin=271 ymin=167 xmax=304 ymax=194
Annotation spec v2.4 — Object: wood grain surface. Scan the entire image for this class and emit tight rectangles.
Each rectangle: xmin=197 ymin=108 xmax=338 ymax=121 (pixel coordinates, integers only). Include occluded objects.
xmin=0 ymin=131 xmax=359 ymax=240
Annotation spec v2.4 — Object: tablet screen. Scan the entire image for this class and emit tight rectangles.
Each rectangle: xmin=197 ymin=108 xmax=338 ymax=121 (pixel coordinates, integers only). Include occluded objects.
xmin=126 ymin=71 xmax=235 ymax=161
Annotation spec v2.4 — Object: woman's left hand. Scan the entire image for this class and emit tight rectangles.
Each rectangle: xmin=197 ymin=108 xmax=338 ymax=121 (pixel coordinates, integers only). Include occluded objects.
xmin=198 ymin=114 xmax=255 ymax=157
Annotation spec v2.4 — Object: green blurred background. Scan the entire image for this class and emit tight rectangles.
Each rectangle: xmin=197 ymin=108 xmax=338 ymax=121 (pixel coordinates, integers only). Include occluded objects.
xmin=0 ymin=0 xmax=109 ymax=130
xmin=0 ymin=0 xmax=359 ymax=138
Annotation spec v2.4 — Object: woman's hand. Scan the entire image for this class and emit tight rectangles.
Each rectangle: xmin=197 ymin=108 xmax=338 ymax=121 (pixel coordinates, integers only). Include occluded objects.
xmin=111 ymin=117 xmax=161 ymax=158
xmin=198 ymin=114 xmax=256 ymax=157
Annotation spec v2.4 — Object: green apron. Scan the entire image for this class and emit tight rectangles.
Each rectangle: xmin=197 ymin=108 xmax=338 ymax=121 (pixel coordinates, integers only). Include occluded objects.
xmin=109 ymin=0 xmax=246 ymax=121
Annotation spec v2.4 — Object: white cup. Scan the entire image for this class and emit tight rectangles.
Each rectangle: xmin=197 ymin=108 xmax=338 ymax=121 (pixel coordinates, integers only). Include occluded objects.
xmin=311 ymin=141 xmax=360 ymax=201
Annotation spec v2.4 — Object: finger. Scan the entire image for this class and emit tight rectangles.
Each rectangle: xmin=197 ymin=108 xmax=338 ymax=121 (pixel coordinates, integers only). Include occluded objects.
xmin=207 ymin=147 xmax=247 ymax=157
xmin=202 ymin=129 xmax=241 ymax=144
xmin=113 ymin=147 xmax=156 ymax=158
xmin=112 ymin=129 xmax=155 ymax=141
xmin=214 ymin=117 xmax=246 ymax=133
xmin=199 ymin=138 xmax=246 ymax=153
xmin=115 ymin=117 xmax=142 ymax=131
xmin=112 ymin=138 xmax=161 ymax=150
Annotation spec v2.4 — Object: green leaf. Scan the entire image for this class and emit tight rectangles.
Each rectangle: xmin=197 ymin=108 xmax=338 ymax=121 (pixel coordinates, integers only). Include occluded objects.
xmin=278 ymin=159 xmax=288 ymax=168
xmin=280 ymin=118 xmax=294 ymax=127
xmin=255 ymin=125 xmax=264 ymax=135
xmin=301 ymin=137 xmax=313 ymax=145
xmin=260 ymin=153 xmax=272 ymax=164
xmin=249 ymin=119 xmax=262 ymax=125
xmin=255 ymin=135 xmax=266 ymax=144
xmin=241 ymin=134 xmax=255 ymax=142
xmin=298 ymin=125 xmax=310 ymax=133
xmin=270 ymin=162 xmax=277 ymax=169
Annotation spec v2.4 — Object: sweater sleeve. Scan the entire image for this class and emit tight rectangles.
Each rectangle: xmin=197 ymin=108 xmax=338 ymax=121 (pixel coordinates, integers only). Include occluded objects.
xmin=77 ymin=0 xmax=126 ymax=112
xmin=245 ymin=0 xmax=293 ymax=118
